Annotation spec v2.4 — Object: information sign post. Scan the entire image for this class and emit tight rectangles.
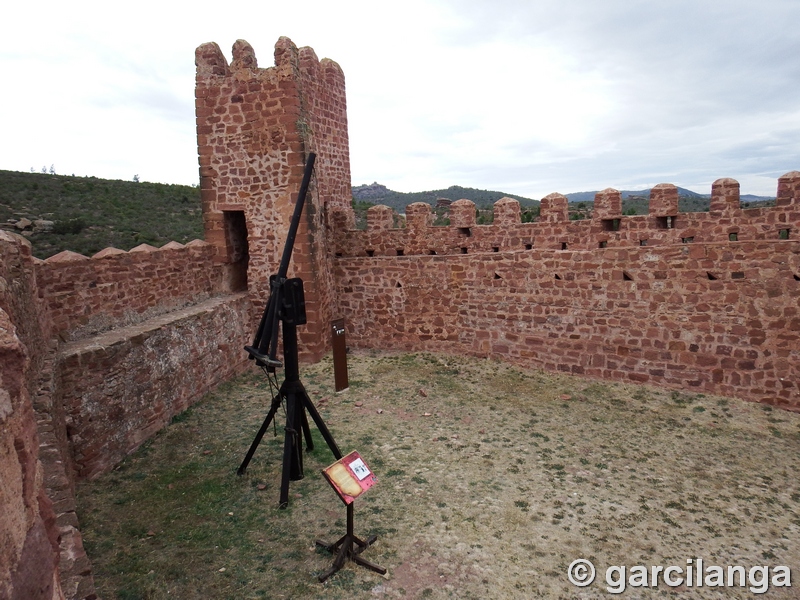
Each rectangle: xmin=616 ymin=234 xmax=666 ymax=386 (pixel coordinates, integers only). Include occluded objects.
xmin=316 ymin=451 xmax=386 ymax=582
xmin=331 ymin=318 xmax=349 ymax=392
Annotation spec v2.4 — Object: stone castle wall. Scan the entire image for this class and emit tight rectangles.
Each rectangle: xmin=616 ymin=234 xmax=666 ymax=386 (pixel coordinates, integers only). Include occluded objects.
xmin=1 ymin=231 xmax=65 ymax=600
xmin=56 ymin=293 xmax=252 ymax=480
xmin=35 ymin=241 xmax=228 ymax=341
xmin=28 ymin=238 xmax=254 ymax=481
xmin=1 ymin=35 xmax=353 ymax=598
xmin=191 ymin=38 xmax=800 ymax=412
xmin=331 ymin=175 xmax=800 ymax=410
xmin=0 ymin=231 xmax=255 ymax=598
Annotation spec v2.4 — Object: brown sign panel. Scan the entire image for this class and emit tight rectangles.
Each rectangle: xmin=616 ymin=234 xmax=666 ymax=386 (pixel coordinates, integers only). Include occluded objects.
xmin=331 ymin=318 xmax=349 ymax=392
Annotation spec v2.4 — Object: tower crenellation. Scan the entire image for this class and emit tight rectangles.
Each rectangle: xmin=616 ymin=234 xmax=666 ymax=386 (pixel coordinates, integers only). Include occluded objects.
xmin=648 ymin=183 xmax=679 ymax=216
xmin=539 ymin=192 xmax=569 ymax=222
xmin=592 ymin=188 xmax=623 ymax=221
xmin=710 ymin=177 xmax=741 ymax=214
xmin=776 ymin=170 xmax=800 ymax=207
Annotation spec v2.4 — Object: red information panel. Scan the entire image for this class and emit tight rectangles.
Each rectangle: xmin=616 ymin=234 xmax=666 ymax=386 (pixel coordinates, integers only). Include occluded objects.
xmin=322 ymin=451 xmax=377 ymax=505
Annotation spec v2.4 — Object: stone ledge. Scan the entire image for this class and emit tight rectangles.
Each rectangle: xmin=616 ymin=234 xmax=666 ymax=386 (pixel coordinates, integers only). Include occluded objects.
xmin=58 ymin=292 xmax=249 ymax=359
xmin=55 ymin=292 xmax=254 ymax=481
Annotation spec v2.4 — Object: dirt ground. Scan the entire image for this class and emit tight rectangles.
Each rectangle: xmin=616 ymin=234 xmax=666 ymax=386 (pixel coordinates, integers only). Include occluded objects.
xmin=78 ymin=350 xmax=800 ymax=599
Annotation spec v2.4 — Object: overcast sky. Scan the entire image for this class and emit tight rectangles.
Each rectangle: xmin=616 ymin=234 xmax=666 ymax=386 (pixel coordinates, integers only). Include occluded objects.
xmin=2 ymin=0 xmax=798 ymax=199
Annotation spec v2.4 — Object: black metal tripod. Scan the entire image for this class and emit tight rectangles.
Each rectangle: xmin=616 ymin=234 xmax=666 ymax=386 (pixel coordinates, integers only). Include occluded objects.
xmin=237 ymin=152 xmax=343 ymax=508
xmin=237 ymin=317 xmax=342 ymax=508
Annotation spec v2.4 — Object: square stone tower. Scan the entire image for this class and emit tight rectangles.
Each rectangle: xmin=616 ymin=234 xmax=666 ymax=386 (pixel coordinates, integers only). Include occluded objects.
xmin=195 ymin=37 xmax=352 ymax=359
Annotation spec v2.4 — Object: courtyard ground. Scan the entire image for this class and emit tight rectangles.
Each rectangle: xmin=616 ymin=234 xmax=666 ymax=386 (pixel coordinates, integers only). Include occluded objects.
xmin=78 ymin=350 xmax=800 ymax=599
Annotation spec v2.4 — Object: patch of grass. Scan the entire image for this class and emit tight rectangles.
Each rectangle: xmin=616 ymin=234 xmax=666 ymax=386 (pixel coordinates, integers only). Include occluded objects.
xmin=77 ymin=350 xmax=800 ymax=600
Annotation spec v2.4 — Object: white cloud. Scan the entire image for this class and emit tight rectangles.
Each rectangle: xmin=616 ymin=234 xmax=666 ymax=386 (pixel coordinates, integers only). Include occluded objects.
xmin=1 ymin=0 xmax=798 ymax=196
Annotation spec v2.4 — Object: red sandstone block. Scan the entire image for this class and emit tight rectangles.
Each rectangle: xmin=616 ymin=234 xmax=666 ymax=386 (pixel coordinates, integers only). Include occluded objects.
xmin=593 ymin=189 xmax=623 ymax=220
xmin=710 ymin=178 xmax=741 ymax=213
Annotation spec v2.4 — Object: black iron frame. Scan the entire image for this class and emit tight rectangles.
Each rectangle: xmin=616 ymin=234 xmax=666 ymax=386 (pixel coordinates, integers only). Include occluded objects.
xmin=238 ymin=152 xmax=342 ymax=508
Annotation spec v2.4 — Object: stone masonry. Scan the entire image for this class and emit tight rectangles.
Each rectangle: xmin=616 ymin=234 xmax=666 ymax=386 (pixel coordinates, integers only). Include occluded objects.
xmin=195 ymin=37 xmax=352 ymax=361
xmin=1 ymin=35 xmax=798 ymax=600
xmin=330 ymin=178 xmax=800 ymax=410
xmin=193 ymin=38 xmax=800 ymax=410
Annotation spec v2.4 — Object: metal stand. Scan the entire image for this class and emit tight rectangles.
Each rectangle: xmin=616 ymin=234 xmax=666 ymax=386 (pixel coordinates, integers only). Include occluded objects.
xmin=238 ymin=320 xmax=342 ymax=508
xmin=315 ymin=502 xmax=386 ymax=582
xmin=237 ymin=152 xmax=343 ymax=508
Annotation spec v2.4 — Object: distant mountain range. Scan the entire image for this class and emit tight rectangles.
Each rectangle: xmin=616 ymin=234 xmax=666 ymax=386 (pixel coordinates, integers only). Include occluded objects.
xmin=565 ymin=188 xmax=773 ymax=203
xmin=352 ymin=183 xmax=775 ymax=215
xmin=564 ymin=187 xmax=702 ymax=203
xmin=351 ymin=183 xmax=539 ymax=213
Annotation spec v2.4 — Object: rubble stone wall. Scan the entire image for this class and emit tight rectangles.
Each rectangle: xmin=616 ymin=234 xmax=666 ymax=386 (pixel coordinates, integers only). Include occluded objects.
xmin=56 ymin=293 xmax=252 ymax=480
xmin=28 ymin=236 xmax=255 ymax=481
xmin=2 ymin=230 xmax=254 ymax=599
xmin=0 ymin=231 xmax=65 ymax=600
xmin=35 ymin=241 xmax=228 ymax=342
xmin=332 ymin=174 xmax=800 ymax=410
xmin=3 ymin=33 xmax=799 ymax=600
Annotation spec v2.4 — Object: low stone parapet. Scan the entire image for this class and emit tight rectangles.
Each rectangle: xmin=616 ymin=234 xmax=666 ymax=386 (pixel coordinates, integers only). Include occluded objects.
xmin=56 ymin=293 xmax=253 ymax=480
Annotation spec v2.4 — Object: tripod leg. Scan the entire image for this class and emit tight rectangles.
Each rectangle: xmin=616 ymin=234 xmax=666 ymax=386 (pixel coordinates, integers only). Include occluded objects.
xmin=279 ymin=392 xmax=302 ymax=509
xmin=237 ymin=395 xmax=282 ymax=476
xmin=299 ymin=403 xmax=314 ymax=452
xmin=300 ymin=392 xmax=343 ymax=460
xmin=292 ymin=393 xmax=305 ymax=479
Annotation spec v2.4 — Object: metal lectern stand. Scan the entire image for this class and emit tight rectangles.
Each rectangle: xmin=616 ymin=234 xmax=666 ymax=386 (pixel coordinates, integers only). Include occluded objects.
xmin=315 ymin=502 xmax=386 ymax=582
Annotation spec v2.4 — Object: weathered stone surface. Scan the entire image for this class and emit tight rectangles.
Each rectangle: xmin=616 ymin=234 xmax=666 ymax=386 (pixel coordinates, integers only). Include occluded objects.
xmin=9 ymin=519 xmax=57 ymax=600
xmin=57 ymin=293 xmax=253 ymax=479
xmin=332 ymin=235 xmax=800 ymax=410
xmin=195 ymin=36 xmax=351 ymax=361
xmin=36 ymin=239 xmax=227 ymax=342
xmin=1 ymin=232 xmax=65 ymax=600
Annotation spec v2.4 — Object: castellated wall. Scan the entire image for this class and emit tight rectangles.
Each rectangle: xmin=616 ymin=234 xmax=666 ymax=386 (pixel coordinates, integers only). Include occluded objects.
xmin=195 ymin=37 xmax=352 ymax=361
xmin=1 ymin=35 xmax=353 ymax=599
xmin=1 ymin=233 xmax=256 ymax=599
xmin=3 ymin=33 xmax=799 ymax=600
xmin=31 ymin=240 xmax=254 ymax=481
xmin=35 ymin=240 xmax=228 ymax=341
xmin=332 ymin=174 xmax=800 ymax=411
xmin=192 ymin=36 xmax=800 ymax=410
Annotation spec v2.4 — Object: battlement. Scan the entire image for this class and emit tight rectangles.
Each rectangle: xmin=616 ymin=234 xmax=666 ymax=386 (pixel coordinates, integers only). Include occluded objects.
xmin=34 ymin=239 xmax=228 ymax=341
xmin=195 ymin=37 xmax=351 ymax=361
xmin=329 ymin=172 xmax=800 ymax=413
xmin=333 ymin=173 xmax=800 ymax=258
